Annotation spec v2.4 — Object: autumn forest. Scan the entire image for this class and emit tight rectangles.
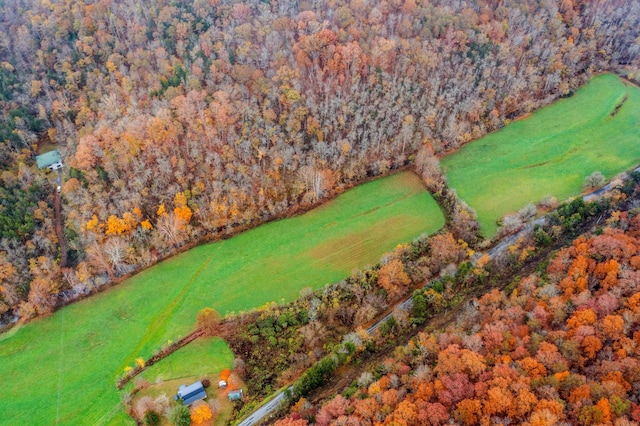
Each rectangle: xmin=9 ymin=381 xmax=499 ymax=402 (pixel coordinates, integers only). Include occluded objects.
xmin=0 ymin=0 xmax=636 ymax=319
xmin=1 ymin=0 xmax=640 ymax=423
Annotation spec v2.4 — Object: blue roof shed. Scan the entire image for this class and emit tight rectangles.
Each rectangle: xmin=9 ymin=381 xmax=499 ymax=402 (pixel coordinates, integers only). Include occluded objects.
xmin=174 ymin=381 xmax=207 ymax=405
xmin=228 ymin=389 xmax=243 ymax=401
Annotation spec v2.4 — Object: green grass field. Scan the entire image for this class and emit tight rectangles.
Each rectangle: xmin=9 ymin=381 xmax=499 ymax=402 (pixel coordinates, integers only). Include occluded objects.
xmin=0 ymin=171 xmax=443 ymax=425
xmin=139 ymin=338 xmax=234 ymax=384
xmin=441 ymin=73 xmax=640 ymax=237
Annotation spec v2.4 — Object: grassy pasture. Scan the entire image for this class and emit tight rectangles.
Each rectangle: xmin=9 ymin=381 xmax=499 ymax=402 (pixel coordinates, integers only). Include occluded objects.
xmin=138 ymin=338 xmax=234 ymax=384
xmin=441 ymin=73 xmax=640 ymax=237
xmin=0 ymin=171 xmax=443 ymax=425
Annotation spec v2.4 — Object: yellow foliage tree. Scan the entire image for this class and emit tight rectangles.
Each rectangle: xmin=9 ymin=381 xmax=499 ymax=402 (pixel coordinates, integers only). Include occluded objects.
xmin=86 ymin=214 xmax=100 ymax=232
xmin=75 ymin=261 xmax=92 ymax=283
xmin=474 ymin=254 xmax=491 ymax=275
xmin=105 ymin=215 xmax=129 ymax=235
xmin=174 ymin=191 xmax=193 ymax=227
xmin=581 ymin=335 xmax=603 ymax=359
xmin=567 ymin=308 xmax=597 ymax=332
xmin=219 ymin=369 xmax=231 ymax=383
xmin=27 ymin=256 xmax=61 ymax=316
xmin=174 ymin=206 xmax=193 ymax=225
xmin=174 ymin=191 xmax=188 ymax=208
xmin=122 ymin=212 xmax=138 ymax=230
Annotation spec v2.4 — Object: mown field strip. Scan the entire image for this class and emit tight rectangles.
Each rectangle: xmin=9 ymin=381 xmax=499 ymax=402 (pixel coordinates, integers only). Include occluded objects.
xmin=442 ymin=73 xmax=640 ymax=237
xmin=0 ymin=171 xmax=443 ymax=425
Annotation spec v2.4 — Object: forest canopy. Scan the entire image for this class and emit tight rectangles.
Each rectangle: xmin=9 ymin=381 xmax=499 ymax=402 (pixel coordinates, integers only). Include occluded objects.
xmin=0 ymin=0 xmax=639 ymax=320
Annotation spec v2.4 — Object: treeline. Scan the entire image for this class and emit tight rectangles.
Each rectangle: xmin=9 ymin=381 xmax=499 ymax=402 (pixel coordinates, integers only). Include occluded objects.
xmin=1 ymin=0 xmax=639 ymax=320
xmin=221 ymin=230 xmax=467 ymax=415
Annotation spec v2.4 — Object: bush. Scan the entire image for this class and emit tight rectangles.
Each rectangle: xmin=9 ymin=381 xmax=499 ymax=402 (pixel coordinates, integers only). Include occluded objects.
xmin=154 ymin=394 xmax=172 ymax=417
xmin=143 ymin=410 xmax=160 ymax=426
xmin=538 ymin=196 xmax=558 ymax=210
xmin=518 ymin=203 xmax=537 ymax=220
xmin=497 ymin=213 xmax=524 ymax=237
xmin=170 ymin=405 xmax=191 ymax=426
xmin=379 ymin=316 xmax=397 ymax=336
xmin=533 ymin=227 xmax=552 ymax=247
xmin=584 ymin=171 xmax=605 ymax=188
xmin=293 ymin=356 xmax=337 ymax=397
xmin=201 ymin=378 xmax=211 ymax=388
xmin=411 ymin=292 xmax=428 ymax=325
xmin=135 ymin=396 xmax=155 ymax=418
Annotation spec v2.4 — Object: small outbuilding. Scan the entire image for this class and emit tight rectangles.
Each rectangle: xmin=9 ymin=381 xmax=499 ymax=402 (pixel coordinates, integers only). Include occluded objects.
xmin=174 ymin=381 xmax=207 ymax=405
xmin=36 ymin=150 xmax=63 ymax=171
xmin=228 ymin=389 xmax=243 ymax=401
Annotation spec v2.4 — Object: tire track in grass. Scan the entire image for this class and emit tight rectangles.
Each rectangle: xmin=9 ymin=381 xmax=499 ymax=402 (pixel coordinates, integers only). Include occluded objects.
xmin=55 ymin=309 xmax=65 ymax=425
xmin=0 ymin=322 xmax=23 ymax=343
xmin=95 ymin=401 xmax=129 ymax=426
xmin=117 ymin=252 xmax=216 ymax=375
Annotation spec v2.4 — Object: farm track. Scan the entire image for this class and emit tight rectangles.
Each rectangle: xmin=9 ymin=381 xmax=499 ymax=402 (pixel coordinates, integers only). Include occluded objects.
xmin=53 ymin=174 xmax=67 ymax=268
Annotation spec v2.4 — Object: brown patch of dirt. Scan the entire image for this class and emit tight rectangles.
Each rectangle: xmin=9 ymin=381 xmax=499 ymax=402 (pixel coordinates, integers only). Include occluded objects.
xmin=307 ymin=216 xmax=411 ymax=271
xmin=384 ymin=170 xmax=425 ymax=191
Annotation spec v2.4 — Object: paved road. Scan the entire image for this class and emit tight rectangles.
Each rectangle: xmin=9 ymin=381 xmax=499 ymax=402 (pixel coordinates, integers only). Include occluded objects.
xmin=366 ymin=298 xmax=413 ymax=334
xmin=238 ymin=296 xmax=416 ymax=425
xmin=487 ymin=166 xmax=640 ymax=260
xmin=237 ymin=386 xmax=292 ymax=426
xmin=237 ymin=294 xmax=415 ymax=426
xmin=487 ymin=216 xmax=547 ymax=259
xmin=583 ymin=166 xmax=640 ymax=202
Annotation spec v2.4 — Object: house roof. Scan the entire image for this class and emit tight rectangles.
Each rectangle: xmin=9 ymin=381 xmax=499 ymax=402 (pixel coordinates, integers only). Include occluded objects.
xmin=176 ymin=381 xmax=207 ymax=405
xmin=36 ymin=150 xmax=62 ymax=169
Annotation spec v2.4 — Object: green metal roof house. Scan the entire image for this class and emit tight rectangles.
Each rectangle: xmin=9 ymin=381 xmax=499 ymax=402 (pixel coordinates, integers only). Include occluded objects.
xmin=36 ymin=150 xmax=63 ymax=171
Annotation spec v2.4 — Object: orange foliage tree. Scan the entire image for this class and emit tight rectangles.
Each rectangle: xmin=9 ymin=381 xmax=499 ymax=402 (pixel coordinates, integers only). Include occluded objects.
xmin=378 ymin=258 xmax=411 ymax=300
xmin=190 ymin=403 xmax=213 ymax=425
